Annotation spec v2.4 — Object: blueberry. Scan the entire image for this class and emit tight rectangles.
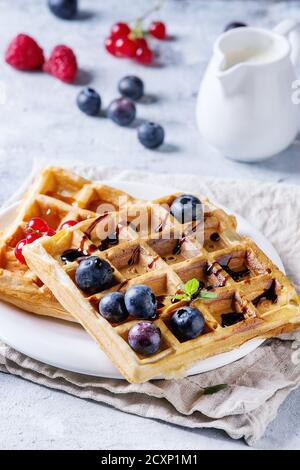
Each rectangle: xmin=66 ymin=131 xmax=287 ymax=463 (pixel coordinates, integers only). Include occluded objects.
xmin=99 ymin=292 xmax=128 ymax=323
xmin=170 ymin=306 xmax=205 ymax=341
xmin=107 ymin=97 xmax=136 ymax=126
xmin=128 ymin=321 xmax=161 ymax=355
xmin=48 ymin=0 xmax=77 ymax=20
xmin=138 ymin=122 xmax=164 ymax=149
xmin=77 ymin=88 xmax=101 ymax=116
xmin=75 ymin=256 xmax=113 ymax=294
xmin=124 ymin=285 xmax=157 ymax=319
xmin=224 ymin=21 xmax=247 ymax=32
xmin=118 ymin=76 xmax=144 ymax=101
xmin=170 ymin=194 xmax=203 ymax=224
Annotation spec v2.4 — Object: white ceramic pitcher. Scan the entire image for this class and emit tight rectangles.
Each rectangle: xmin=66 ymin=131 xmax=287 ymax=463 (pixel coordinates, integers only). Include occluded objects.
xmin=196 ymin=20 xmax=300 ymax=162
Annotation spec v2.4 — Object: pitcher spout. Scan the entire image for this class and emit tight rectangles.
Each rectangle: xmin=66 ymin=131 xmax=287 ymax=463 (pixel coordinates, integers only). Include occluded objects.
xmin=215 ymin=58 xmax=247 ymax=96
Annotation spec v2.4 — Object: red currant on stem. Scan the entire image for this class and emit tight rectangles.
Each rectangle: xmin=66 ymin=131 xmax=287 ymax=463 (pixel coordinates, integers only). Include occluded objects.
xmin=26 ymin=217 xmax=49 ymax=234
xmin=135 ymin=45 xmax=153 ymax=65
xmin=26 ymin=232 xmax=41 ymax=244
xmin=15 ymin=239 xmax=27 ymax=264
xmin=60 ymin=220 xmax=78 ymax=230
xmin=104 ymin=37 xmax=117 ymax=56
xmin=149 ymin=21 xmax=167 ymax=39
xmin=115 ymin=36 xmax=137 ymax=58
xmin=110 ymin=22 xmax=131 ymax=39
xmin=45 ymin=228 xmax=56 ymax=236
xmin=134 ymin=37 xmax=148 ymax=49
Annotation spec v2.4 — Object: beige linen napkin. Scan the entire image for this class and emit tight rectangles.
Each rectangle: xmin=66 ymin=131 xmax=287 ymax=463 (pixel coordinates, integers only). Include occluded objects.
xmin=0 ymin=164 xmax=300 ymax=446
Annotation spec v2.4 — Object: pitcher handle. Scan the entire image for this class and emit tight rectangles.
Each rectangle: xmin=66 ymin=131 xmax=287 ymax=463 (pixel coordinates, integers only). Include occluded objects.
xmin=273 ymin=19 xmax=300 ymax=67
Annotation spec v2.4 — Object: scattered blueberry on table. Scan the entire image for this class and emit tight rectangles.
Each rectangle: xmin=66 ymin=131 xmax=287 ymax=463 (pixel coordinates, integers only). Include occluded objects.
xmin=118 ymin=76 xmax=144 ymax=101
xmin=107 ymin=97 xmax=136 ymax=126
xmin=138 ymin=122 xmax=165 ymax=149
xmin=224 ymin=21 xmax=247 ymax=32
xmin=48 ymin=0 xmax=78 ymax=20
xmin=77 ymin=88 xmax=101 ymax=116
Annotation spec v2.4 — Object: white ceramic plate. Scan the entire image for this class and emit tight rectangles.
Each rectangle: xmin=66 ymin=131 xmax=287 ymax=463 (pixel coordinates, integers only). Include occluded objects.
xmin=0 ymin=181 xmax=284 ymax=379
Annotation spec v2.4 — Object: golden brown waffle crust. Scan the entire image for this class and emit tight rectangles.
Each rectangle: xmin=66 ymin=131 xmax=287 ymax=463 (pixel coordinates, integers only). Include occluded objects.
xmin=23 ymin=183 xmax=300 ymax=383
xmin=0 ymin=166 xmax=136 ymax=321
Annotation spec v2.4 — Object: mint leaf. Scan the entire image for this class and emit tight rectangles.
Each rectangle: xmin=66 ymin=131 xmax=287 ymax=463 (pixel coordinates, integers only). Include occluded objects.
xmin=184 ymin=278 xmax=199 ymax=297
xmin=203 ymin=384 xmax=228 ymax=395
xmin=198 ymin=291 xmax=218 ymax=300
xmin=172 ymin=294 xmax=188 ymax=301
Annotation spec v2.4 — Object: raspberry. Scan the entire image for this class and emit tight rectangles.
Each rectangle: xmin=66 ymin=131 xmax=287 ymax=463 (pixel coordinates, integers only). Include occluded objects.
xmin=5 ymin=34 xmax=44 ymax=70
xmin=43 ymin=45 xmax=78 ymax=82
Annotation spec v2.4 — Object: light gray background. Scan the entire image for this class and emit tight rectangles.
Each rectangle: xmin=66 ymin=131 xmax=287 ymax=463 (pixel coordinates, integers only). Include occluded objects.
xmin=0 ymin=0 xmax=299 ymax=450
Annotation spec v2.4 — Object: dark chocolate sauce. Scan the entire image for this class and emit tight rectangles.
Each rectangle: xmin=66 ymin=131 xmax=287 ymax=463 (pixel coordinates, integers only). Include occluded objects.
xmin=127 ymin=246 xmax=140 ymax=266
xmin=61 ymin=249 xmax=87 ymax=264
xmin=117 ymin=279 xmax=129 ymax=291
xmin=155 ymin=214 xmax=168 ymax=233
xmin=252 ymin=280 xmax=277 ymax=306
xmin=84 ymin=212 xmax=109 ymax=238
xmin=98 ymin=224 xmax=120 ymax=251
xmin=172 ymin=237 xmax=186 ymax=256
xmin=89 ymin=295 xmax=99 ymax=310
xmin=221 ymin=265 xmax=250 ymax=282
xmin=221 ymin=312 xmax=244 ymax=327
xmin=210 ymin=232 xmax=220 ymax=242
xmin=147 ymin=256 xmax=159 ymax=269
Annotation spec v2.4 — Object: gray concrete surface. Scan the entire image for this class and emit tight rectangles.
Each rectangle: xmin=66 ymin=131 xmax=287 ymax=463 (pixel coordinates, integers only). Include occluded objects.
xmin=0 ymin=0 xmax=299 ymax=450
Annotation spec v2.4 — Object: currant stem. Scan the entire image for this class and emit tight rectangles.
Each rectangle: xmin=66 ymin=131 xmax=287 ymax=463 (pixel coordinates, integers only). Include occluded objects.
xmin=136 ymin=0 xmax=165 ymax=23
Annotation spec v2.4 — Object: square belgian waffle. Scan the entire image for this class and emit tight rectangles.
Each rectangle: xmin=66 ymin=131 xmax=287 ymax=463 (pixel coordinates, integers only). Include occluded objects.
xmin=0 ymin=166 xmax=135 ymax=320
xmin=23 ymin=188 xmax=300 ymax=383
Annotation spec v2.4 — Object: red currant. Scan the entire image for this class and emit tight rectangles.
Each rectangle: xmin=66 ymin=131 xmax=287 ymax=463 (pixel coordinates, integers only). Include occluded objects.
xmin=45 ymin=228 xmax=56 ymax=236
xmin=111 ymin=22 xmax=131 ymax=39
xmin=60 ymin=220 xmax=78 ymax=230
xmin=15 ymin=239 xmax=27 ymax=264
xmin=149 ymin=21 xmax=167 ymax=40
xmin=135 ymin=46 xmax=153 ymax=65
xmin=104 ymin=36 xmax=117 ymax=56
xmin=134 ymin=37 xmax=148 ymax=49
xmin=26 ymin=217 xmax=48 ymax=234
xmin=26 ymin=232 xmax=41 ymax=244
xmin=115 ymin=36 xmax=137 ymax=58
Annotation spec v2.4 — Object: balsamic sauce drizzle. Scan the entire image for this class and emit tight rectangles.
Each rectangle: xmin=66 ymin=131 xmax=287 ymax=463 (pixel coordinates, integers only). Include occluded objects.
xmin=252 ymin=279 xmax=277 ymax=306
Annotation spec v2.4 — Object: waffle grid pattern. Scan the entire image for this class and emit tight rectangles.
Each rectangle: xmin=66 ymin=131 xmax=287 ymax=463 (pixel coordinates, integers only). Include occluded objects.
xmin=22 ymin=173 xmax=300 ymax=382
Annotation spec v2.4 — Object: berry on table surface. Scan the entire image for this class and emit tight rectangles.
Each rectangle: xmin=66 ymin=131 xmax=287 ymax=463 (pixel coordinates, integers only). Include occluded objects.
xmin=170 ymin=194 xmax=203 ymax=224
xmin=75 ymin=256 xmax=114 ymax=294
xmin=135 ymin=45 xmax=153 ymax=65
xmin=149 ymin=21 xmax=167 ymax=40
xmin=77 ymin=88 xmax=101 ymax=116
xmin=47 ymin=0 xmax=77 ymax=20
xmin=110 ymin=22 xmax=131 ymax=39
xmin=170 ymin=306 xmax=205 ymax=341
xmin=59 ymin=220 xmax=78 ymax=230
xmin=14 ymin=239 xmax=27 ymax=265
xmin=224 ymin=21 xmax=247 ymax=32
xmin=138 ymin=122 xmax=164 ymax=149
xmin=26 ymin=217 xmax=49 ymax=234
xmin=128 ymin=321 xmax=161 ymax=355
xmin=124 ymin=285 xmax=157 ymax=320
xmin=118 ymin=76 xmax=144 ymax=101
xmin=107 ymin=97 xmax=136 ymax=126
xmin=5 ymin=34 xmax=44 ymax=71
xmin=43 ymin=45 xmax=78 ymax=83
xmin=99 ymin=292 xmax=129 ymax=323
